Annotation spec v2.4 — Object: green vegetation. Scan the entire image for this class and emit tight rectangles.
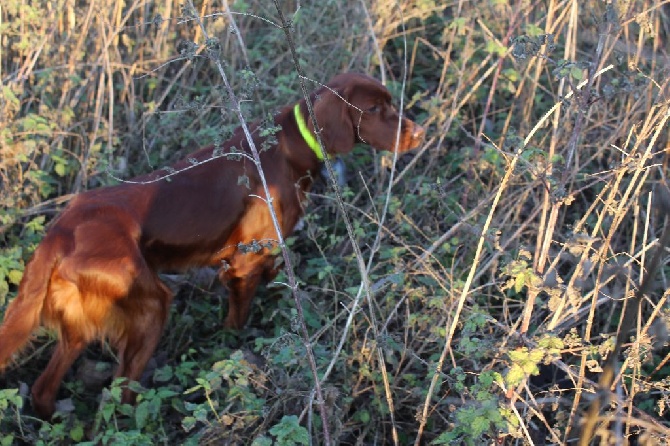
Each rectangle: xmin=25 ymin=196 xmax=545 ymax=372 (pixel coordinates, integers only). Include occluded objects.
xmin=2 ymin=0 xmax=670 ymax=444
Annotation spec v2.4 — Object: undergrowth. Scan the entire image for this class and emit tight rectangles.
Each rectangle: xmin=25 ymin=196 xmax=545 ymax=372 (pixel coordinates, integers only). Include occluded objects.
xmin=1 ymin=0 xmax=670 ymax=444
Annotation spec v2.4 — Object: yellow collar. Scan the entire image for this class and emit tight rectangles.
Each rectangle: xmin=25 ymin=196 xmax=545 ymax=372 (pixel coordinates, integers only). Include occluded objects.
xmin=294 ymin=103 xmax=328 ymax=161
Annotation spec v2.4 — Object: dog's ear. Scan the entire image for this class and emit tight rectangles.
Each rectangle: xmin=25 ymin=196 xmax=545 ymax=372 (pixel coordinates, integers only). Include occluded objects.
xmin=309 ymin=88 xmax=356 ymax=155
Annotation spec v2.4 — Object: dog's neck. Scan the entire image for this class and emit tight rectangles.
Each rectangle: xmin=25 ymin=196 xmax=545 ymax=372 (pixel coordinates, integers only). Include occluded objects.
xmin=293 ymin=103 xmax=330 ymax=162
xmin=269 ymin=102 xmax=325 ymax=181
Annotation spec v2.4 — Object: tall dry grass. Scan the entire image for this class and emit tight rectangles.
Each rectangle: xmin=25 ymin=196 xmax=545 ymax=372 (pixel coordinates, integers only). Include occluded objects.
xmin=1 ymin=0 xmax=670 ymax=444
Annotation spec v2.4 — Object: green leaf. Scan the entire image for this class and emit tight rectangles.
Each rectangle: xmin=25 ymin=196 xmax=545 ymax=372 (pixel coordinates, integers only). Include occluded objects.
xmin=69 ymin=424 xmax=84 ymax=442
xmin=101 ymin=400 xmax=115 ymax=423
xmin=251 ymin=437 xmax=273 ymax=446
xmin=1 ymin=86 xmax=20 ymax=109
xmin=471 ymin=414 xmax=491 ymax=437
xmin=195 ymin=377 xmax=211 ymax=392
xmin=181 ymin=416 xmax=197 ymax=433
xmin=54 ymin=163 xmax=66 ymax=177
xmin=571 ymin=66 xmax=584 ymax=80
xmin=538 ymin=334 xmax=564 ymax=351
xmin=153 ymin=365 xmax=173 ymax=382
xmin=191 ymin=403 xmax=209 ymax=422
xmin=433 ymin=431 xmax=458 ymax=444
xmin=24 ymin=215 xmax=46 ymax=236
xmin=356 ymin=409 xmax=370 ymax=423
xmin=514 ymin=272 xmax=526 ymax=293
xmin=21 ymin=114 xmax=52 ymax=134
xmin=505 ymin=363 xmax=525 ymax=387
xmin=486 ymin=40 xmax=507 ymax=56
xmin=448 ymin=17 xmax=467 ymax=35
xmin=135 ymin=400 xmax=149 ymax=428
xmin=54 ymin=164 xmax=65 ymax=177
xmin=0 ymin=389 xmax=22 ymax=410
xmin=269 ymin=415 xmax=309 ymax=446
xmin=478 ymin=370 xmax=496 ymax=387
xmin=8 ymin=270 xmax=23 ymax=285
xmin=525 ymin=23 xmax=545 ymax=37
xmin=156 ymin=388 xmax=178 ymax=398
xmin=388 ymin=272 xmax=404 ymax=285
xmin=527 ymin=348 xmax=545 ymax=368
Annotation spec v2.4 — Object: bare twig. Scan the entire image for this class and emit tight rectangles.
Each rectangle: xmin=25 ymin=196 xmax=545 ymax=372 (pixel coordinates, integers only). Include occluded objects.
xmin=578 ymin=162 xmax=670 ymax=444
xmin=183 ymin=2 xmax=331 ymax=444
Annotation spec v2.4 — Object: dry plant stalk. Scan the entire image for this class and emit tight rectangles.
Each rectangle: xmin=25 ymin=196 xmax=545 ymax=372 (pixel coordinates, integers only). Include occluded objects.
xmin=578 ymin=189 xmax=670 ymax=442
xmin=184 ymin=2 xmax=332 ymax=444
xmin=578 ymin=144 xmax=670 ymax=443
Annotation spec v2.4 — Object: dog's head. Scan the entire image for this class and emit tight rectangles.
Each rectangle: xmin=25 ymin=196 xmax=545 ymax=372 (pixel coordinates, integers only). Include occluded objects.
xmin=308 ymin=73 xmax=424 ymax=156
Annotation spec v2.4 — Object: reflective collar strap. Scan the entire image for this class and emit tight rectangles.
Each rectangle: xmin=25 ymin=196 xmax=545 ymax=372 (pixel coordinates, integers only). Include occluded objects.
xmin=293 ymin=103 xmax=328 ymax=161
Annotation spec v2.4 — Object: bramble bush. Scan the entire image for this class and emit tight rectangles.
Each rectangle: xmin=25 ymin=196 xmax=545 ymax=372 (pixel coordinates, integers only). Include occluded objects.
xmin=2 ymin=0 xmax=670 ymax=444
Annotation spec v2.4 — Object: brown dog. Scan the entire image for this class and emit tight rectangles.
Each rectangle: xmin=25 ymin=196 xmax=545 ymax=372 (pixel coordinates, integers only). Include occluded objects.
xmin=0 ymin=73 xmax=424 ymax=419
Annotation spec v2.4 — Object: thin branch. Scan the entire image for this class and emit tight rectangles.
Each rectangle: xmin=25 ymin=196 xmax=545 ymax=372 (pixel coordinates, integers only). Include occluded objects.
xmin=184 ymin=2 xmax=331 ymax=444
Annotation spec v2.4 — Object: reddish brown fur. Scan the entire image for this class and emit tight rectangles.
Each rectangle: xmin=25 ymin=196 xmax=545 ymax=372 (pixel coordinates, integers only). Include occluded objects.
xmin=0 ymin=73 xmax=424 ymax=419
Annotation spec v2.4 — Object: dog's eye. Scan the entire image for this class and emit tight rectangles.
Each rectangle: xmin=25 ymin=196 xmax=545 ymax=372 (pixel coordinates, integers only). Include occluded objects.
xmin=367 ymin=105 xmax=380 ymax=113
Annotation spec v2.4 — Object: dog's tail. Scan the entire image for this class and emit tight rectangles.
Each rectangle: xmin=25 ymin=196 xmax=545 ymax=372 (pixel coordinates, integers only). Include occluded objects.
xmin=0 ymin=237 xmax=61 ymax=370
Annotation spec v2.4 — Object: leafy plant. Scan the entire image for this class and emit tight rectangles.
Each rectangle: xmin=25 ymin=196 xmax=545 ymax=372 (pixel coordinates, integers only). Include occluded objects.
xmin=2 ymin=0 xmax=670 ymax=444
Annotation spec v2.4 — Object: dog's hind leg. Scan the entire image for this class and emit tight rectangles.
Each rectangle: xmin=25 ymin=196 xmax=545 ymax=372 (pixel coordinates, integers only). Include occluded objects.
xmin=31 ymin=327 xmax=86 ymax=419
